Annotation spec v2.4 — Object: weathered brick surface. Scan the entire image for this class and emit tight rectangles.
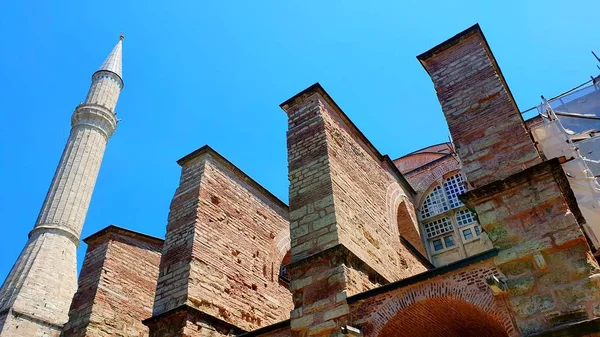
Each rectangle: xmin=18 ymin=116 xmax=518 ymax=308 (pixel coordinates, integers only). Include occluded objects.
xmin=0 ymin=312 xmax=62 ymax=337
xmin=418 ymin=25 xmax=541 ymax=188
xmin=61 ymin=226 xmax=162 ymax=337
xmin=149 ymin=146 xmax=292 ymax=335
xmin=349 ymin=258 xmax=516 ymax=337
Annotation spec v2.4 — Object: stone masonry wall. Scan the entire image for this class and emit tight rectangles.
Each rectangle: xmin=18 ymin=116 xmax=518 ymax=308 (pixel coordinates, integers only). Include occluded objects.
xmin=0 ymin=230 xmax=77 ymax=337
xmin=281 ymin=85 xmax=428 ymax=336
xmin=464 ymin=163 xmax=600 ymax=335
xmin=150 ymin=147 xmax=292 ymax=334
xmin=61 ymin=226 xmax=162 ymax=337
xmin=418 ymin=25 xmax=541 ymax=188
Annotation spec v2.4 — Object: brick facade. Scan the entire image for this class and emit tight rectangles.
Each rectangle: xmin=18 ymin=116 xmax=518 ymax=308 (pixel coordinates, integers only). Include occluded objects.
xmin=61 ymin=226 xmax=162 ymax=337
xmin=146 ymin=146 xmax=293 ymax=336
xmin=7 ymin=22 xmax=600 ymax=337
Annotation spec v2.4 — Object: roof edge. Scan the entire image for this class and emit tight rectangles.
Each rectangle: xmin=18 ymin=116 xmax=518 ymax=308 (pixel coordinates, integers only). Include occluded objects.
xmin=280 ymin=83 xmax=416 ymax=196
xmin=347 ymin=248 xmax=498 ymax=304
xmin=83 ymin=224 xmax=164 ymax=246
xmin=416 ymin=23 xmax=481 ymax=66
xmin=237 ymin=319 xmax=290 ymax=337
xmin=416 ymin=23 xmax=531 ymax=134
xmin=177 ymin=145 xmax=289 ymax=210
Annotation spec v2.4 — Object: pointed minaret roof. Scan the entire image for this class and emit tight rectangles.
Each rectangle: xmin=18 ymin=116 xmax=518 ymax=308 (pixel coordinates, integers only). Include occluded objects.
xmin=96 ymin=34 xmax=123 ymax=81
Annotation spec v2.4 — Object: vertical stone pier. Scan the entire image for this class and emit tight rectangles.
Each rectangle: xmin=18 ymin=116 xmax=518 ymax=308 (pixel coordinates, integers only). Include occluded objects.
xmin=281 ymin=84 xmax=429 ymax=336
xmin=418 ymin=24 xmax=600 ymax=335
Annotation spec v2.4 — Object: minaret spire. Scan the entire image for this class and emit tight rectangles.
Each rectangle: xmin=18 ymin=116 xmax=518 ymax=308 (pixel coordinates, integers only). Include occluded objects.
xmin=0 ymin=36 xmax=124 ymax=336
xmin=96 ymin=35 xmax=123 ymax=83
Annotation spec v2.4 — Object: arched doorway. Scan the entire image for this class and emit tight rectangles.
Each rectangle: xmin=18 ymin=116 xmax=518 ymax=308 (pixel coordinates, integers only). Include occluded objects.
xmin=377 ymin=297 xmax=509 ymax=337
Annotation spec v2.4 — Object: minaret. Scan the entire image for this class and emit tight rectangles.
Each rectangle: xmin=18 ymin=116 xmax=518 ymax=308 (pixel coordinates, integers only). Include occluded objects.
xmin=0 ymin=36 xmax=124 ymax=337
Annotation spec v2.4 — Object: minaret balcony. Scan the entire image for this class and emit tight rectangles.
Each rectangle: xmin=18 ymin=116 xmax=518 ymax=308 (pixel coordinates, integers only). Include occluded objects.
xmin=71 ymin=103 xmax=118 ymax=140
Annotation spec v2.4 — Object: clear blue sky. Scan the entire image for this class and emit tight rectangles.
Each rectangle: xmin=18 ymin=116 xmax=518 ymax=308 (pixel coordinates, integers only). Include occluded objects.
xmin=0 ymin=1 xmax=598 ymax=282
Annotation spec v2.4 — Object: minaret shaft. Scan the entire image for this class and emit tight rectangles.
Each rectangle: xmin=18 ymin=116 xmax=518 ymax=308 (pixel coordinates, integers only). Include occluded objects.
xmin=35 ymin=124 xmax=109 ymax=239
xmin=0 ymin=38 xmax=123 ymax=337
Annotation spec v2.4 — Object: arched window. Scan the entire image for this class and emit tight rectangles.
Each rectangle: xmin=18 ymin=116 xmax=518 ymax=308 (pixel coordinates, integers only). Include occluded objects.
xmin=420 ymin=186 xmax=448 ymax=219
xmin=420 ymin=173 xmax=482 ymax=254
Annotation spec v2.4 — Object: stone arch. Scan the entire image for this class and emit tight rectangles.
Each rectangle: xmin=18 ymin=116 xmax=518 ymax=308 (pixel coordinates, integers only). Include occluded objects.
xmin=365 ymin=281 xmax=515 ymax=337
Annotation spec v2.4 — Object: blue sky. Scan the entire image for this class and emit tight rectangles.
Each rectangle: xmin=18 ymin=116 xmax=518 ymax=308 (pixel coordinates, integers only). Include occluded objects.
xmin=0 ymin=1 xmax=599 ymax=282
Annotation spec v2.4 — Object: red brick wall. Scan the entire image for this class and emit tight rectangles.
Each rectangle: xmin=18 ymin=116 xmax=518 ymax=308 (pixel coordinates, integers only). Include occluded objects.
xmin=394 ymin=152 xmax=446 ymax=174
xmin=418 ymin=26 xmax=541 ymax=188
xmin=150 ymin=147 xmax=292 ymax=333
xmin=145 ymin=309 xmax=234 ymax=337
xmin=62 ymin=227 xmax=162 ymax=337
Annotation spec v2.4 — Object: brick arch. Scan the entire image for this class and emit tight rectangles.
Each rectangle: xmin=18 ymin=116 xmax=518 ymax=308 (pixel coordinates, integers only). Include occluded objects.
xmin=376 ymin=297 xmax=509 ymax=337
xmin=385 ymin=183 xmax=408 ymax=237
xmin=396 ymin=200 xmax=426 ymax=255
xmin=365 ymin=281 xmax=515 ymax=337
xmin=385 ymin=183 xmax=426 ymax=255
xmin=271 ymin=229 xmax=291 ymax=282
xmin=409 ymin=156 xmax=460 ymax=195
xmin=274 ymin=229 xmax=290 ymax=261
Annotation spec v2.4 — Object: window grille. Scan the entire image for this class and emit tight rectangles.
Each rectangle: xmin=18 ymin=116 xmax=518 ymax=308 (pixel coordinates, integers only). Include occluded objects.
xmin=443 ymin=174 xmax=466 ymax=209
xmin=423 ymin=217 xmax=453 ymax=238
xmin=456 ymin=209 xmax=476 ymax=227
xmin=420 ymin=186 xmax=449 ymax=219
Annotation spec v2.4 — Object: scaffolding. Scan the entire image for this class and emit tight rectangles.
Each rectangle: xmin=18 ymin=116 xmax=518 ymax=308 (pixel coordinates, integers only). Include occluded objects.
xmin=529 ymin=77 xmax=600 ymax=252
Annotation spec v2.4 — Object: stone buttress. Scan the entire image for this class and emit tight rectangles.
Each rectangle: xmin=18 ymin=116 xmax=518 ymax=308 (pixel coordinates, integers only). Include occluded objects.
xmin=280 ymin=84 xmax=430 ymax=336
xmin=60 ymin=226 xmax=162 ymax=337
xmin=0 ymin=36 xmax=123 ymax=337
xmin=143 ymin=146 xmax=293 ymax=336
xmin=418 ymin=24 xmax=600 ymax=335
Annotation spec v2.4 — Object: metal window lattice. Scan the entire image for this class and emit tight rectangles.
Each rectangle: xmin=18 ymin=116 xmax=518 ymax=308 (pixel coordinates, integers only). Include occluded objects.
xmin=421 ymin=185 xmax=449 ymax=219
xmin=443 ymin=174 xmax=466 ymax=209
xmin=424 ymin=217 xmax=453 ymax=238
xmin=456 ymin=209 xmax=477 ymax=227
